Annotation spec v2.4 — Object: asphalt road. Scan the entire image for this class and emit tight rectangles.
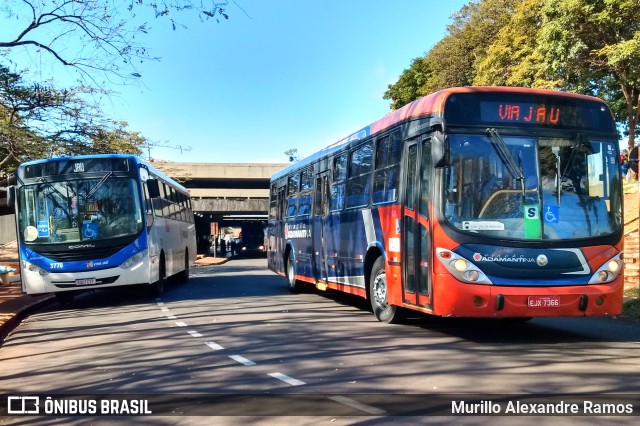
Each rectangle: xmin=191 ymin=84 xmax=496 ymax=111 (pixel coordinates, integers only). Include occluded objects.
xmin=1 ymin=258 xmax=639 ymax=425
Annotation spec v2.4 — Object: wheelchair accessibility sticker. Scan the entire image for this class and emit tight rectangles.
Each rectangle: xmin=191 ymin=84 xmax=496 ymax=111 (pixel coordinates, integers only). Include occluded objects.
xmin=544 ymin=206 xmax=559 ymax=223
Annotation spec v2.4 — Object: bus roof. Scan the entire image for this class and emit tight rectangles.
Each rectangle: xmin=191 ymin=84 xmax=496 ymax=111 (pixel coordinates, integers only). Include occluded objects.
xmin=18 ymin=153 xmax=189 ymax=192
xmin=272 ymin=86 xmax=610 ymax=181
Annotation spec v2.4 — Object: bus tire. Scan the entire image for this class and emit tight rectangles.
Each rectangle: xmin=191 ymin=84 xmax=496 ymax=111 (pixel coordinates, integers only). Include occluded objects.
xmin=155 ymin=257 xmax=166 ymax=296
xmin=369 ymin=257 xmax=404 ymax=324
xmin=178 ymin=249 xmax=190 ymax=284
xmin=286 ymin=250 xmax=301 ymax=293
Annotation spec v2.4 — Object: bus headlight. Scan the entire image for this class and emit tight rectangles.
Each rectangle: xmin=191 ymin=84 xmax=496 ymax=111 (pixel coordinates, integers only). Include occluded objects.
xmin=24 ymin=261 xmax=49 ymax=276
xmin=588 ymin=253 xmax=623 ymax=284
xmin=120 ymin=249 xmax=147 ymax=270
xmin=436 ymin=248 xmax=492 ymax=285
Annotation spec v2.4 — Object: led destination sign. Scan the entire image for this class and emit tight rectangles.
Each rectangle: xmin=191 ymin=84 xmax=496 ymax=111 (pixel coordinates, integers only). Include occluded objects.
xmin=487 ymin=102 xmax=560 ymax=125
xmin=444 ymin=93 xmax=616 ymax=133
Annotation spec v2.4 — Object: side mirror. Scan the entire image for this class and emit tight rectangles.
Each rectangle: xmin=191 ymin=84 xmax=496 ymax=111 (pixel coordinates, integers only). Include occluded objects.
xmin=7 ymin=186 xmax=15 ymax=207
xmin=147 ymin=179 xmax=160 ymax=199
xmin=432 ymin=132 xmax=447 ymax=168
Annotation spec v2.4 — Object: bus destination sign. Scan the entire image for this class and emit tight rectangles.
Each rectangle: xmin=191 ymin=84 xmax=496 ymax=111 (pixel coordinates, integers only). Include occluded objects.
xmin=444 ymin=93 xmax=616 ymax=133
xmin=490 ymin=103 xmax=560 ymax=125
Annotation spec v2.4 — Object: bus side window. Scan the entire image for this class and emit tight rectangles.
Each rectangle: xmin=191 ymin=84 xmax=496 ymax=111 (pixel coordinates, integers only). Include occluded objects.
xmin=331 ymin=154 xmax=347 ymax=211
xmin=373 ymin=132 xmax=401 ymax=204
xmin=287 ymin=174 xmax=299 ymax=217
xmin=298 ymin=168 xmax=313 ymax=216
xmin=346 ymin=142 xmax=373 ymax=208
xmin=269 ymin=183 xmax=278 ymax=219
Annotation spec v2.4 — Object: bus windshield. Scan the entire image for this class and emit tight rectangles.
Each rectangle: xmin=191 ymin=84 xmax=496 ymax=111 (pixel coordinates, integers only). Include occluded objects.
xmin=18 ymin=175 xmax=144 ymax=243
xmin=444 ymin=133 xmax=622 ymax=240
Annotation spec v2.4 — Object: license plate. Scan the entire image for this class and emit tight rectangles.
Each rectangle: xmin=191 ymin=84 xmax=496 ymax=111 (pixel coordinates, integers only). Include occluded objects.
xmin=528 ymin=296 xmax=560 ymax=308
xmin=75 ymin=278 xmax=96 ymax=286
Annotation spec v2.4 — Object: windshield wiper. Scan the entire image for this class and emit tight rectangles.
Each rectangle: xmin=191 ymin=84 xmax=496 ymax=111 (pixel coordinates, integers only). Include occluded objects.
xmin=85 ymin=171 xmax=113 ymax=200
xmin=486 ymin=128 xmax=525 ymax=194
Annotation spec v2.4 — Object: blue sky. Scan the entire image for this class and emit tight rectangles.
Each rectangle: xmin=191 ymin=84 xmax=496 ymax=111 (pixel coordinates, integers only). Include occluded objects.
xmin=3 ymin=0 xmax=470 ymax=164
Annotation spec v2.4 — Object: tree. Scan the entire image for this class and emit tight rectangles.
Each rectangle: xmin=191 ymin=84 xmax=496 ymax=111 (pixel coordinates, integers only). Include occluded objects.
xmin=0 ymin=65 xmax=142 ymax=186
xmin=473 ymin=0 xmax=554 ymax=88
xmin=383 ymin=57 xmax=432 ymax=110
xmin=0 ymin=0 xmax=230 ymax=86
xmin=538 ymin=0 xmax=640 ymax=150
xmin=384 ymin=0 xmax=521 ymax=110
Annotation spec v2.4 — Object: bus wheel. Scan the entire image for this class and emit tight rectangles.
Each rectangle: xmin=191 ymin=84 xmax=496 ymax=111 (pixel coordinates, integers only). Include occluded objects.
xmin=369 ymin=257 xmax=404 ymax=324
xmin=55 ymin=291 xmax=75 ymax=305
xmin=178 ymin=249 xmax=190 ymax=284
xmin=286 ymin=251 xmax=300 ymax=293
xmin=155 ymin=258 xmax=166 ymax=296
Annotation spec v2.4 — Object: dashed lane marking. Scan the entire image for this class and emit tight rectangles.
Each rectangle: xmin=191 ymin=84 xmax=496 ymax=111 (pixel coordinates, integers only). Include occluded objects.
xmin=328 ymin=396 xmax=386 ymax=415
xmin=268 ymin=372 xmax=305 ymax=386
xmin=229 ymin=355 xmax=256 ymax=366
xmin=175 ymin=321 xmax=187 ymax=327
xmin=188 ymin=330 xmax=203 ymax=338
xmin=205 ymin=341 xmax=224 ymax=350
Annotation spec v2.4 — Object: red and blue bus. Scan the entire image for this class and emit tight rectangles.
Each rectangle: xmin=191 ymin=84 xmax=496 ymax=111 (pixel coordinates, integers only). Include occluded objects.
xmin=9 ymin=154 xmax=197 ymax=303
xmin=267 ymin=87 xmax=624 ymax=322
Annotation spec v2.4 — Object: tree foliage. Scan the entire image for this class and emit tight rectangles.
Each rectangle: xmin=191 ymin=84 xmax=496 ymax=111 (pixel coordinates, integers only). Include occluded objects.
xmin=384 ymin=0 xmax=520 ymax=109
xmin=0 ymin=0 xmax=229 ymax=85
xmin=0 ymin=1 xmax=227 ymax=184
xmin=0 ymin=65 xmax=144 ymax=186
xmin=538 ymin=0 xmax=640 ymax=149
xmin=385 ymin=0 xmax=640 ymax=147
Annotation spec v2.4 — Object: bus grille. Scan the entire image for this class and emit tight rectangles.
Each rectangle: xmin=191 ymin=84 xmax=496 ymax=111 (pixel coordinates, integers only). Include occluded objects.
xmin=36 ymin=246 xmax=123 ymax=262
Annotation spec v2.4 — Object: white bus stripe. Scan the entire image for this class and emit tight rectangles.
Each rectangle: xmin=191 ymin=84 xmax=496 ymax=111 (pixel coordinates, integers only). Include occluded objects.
xmin=268 ymin=372 xmax=305 ymax=386
xmin=229 ymin=355 xmax=256 ymax=366
xmin=362 ymin=209 xmax=376 ymax=245
xmin=329 ymin=396 xmax=386 ymax=415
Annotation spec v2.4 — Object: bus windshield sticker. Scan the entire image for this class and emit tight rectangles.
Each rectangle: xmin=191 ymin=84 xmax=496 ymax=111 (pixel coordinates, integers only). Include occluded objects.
xmin=388 ymin=237 xmax=400 ymax=253
xmin=462 ymin=221 xmax=505 ymax=231
xmin=523 ymin=204 xmax=541 ymax=239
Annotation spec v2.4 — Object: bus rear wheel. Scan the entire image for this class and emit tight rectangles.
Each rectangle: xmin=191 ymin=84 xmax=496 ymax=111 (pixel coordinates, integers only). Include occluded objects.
xmin=369 ymin=257 xmax=404 ymax=324
xmin=286 ymin=250 xmax=301 ymax=293
xmin=178 ymin=249 xmax=190 ymax=284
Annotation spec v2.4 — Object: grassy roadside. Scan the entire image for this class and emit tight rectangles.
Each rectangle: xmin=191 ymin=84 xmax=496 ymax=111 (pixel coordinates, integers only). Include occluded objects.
xmin=622 ymin=287 xmax=640 ymax=320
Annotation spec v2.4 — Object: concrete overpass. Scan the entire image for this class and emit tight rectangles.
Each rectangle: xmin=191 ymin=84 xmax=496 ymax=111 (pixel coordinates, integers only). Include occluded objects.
xmin=152 ymin=161 xmax=288 ymax=247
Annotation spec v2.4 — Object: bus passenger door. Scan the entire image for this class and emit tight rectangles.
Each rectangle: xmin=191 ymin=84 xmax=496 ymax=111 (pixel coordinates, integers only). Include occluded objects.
xmin=402 ymin=138 xmax=432 ymax=308
xmin=275 ymin=185 xmax=287 ymax=273
xmin=313 ymin=171 xmax=330 ymax=282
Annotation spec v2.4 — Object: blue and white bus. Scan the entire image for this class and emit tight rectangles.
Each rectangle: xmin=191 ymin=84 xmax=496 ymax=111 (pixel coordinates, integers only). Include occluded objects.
xmin=9 ymin=154 xmax=197 ymax=303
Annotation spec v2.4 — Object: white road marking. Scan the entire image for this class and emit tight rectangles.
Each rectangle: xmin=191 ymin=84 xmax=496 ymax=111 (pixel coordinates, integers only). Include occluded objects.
xmin=205 ymin=341 xmax=224 ymax=350
xmin=161 ymin=307 xmax=170 ymax=312
xmin=329 ymin=396 xmax=386 ymax=415
xmin=157 ymin=301 xmax=165 ymax=306
xmin=229 ymin=355 xmax=256 ymax=366
xmin=268 ymin=372 xmax=305 ymax=386
xmin=166 ymin=315 xmax=177 ymax=320
xmin=188 ymin=330 xmax=203 ymax=338
xmin=175 ymin=321 xmax=187 ymax=327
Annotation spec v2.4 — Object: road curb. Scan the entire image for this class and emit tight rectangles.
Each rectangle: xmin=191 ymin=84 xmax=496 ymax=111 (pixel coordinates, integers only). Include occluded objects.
xmin=0 ymin=294 xmax=56 ymax=347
